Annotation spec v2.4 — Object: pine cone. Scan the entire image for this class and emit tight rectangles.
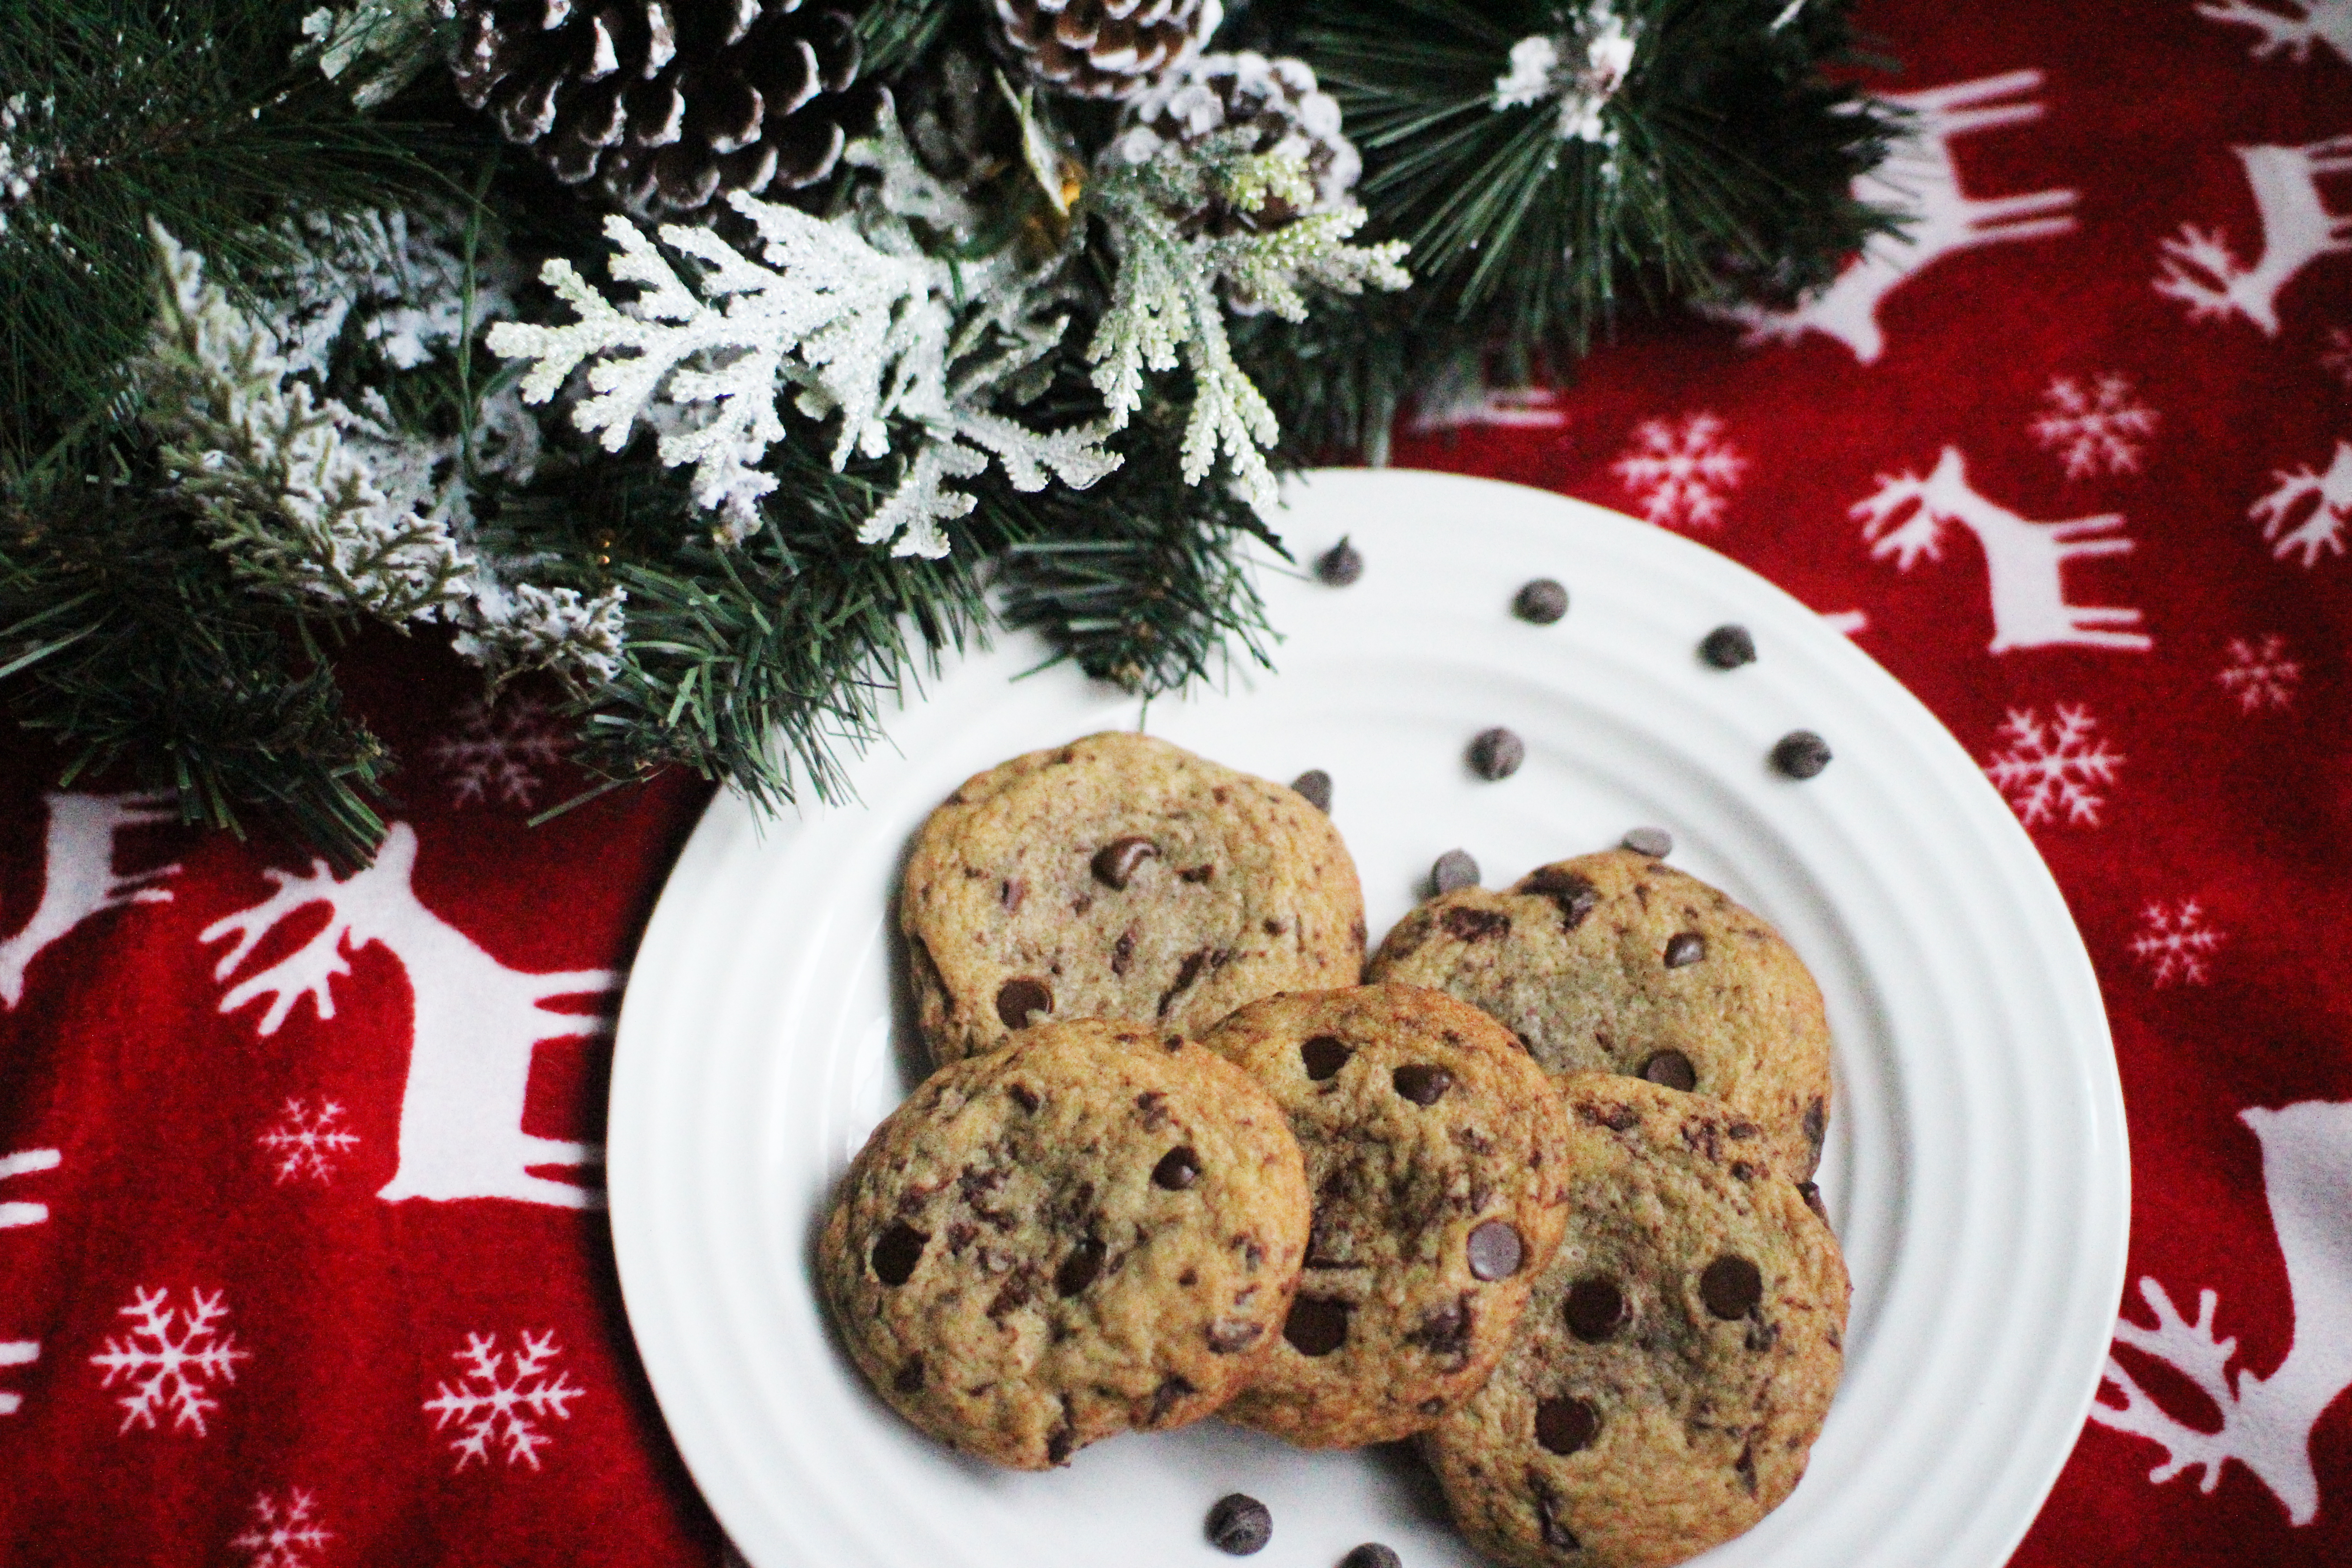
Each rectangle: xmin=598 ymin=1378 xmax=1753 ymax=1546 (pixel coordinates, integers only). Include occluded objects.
xmin=1113 ymin=51 xmax=1362 ymax=233
xmin=454 ymin=0 xmax=885 ymax=221
xmin=992 ymin=0 xmax=1223 ymax=101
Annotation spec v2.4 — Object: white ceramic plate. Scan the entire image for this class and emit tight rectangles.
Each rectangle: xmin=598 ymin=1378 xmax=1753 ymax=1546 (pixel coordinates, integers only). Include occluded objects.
xmin=609 ymin=469 xmax=2130 ymax=1568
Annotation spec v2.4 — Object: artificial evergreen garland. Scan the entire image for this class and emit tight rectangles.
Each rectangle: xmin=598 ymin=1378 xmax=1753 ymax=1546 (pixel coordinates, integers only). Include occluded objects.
xmin=0 ymin=0 xmax=1899 ymax=864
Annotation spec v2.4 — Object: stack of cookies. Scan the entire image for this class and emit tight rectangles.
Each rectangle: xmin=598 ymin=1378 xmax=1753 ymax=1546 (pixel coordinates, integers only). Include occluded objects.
xmin=818 ymin=732 xmax=1851 ymax=1568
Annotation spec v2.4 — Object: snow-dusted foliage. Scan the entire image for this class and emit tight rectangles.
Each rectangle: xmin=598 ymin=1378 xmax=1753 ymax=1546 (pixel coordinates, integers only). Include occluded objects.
xmin=1492 ymin=5 xmax=1639 ymax=145
xmin=0 ymin=91 xmax=58 ymax=239
xmin=1088 ymin=124 xmax=1409 ymax=501
xmin=424 ymin=1329 xmax=584 ymax=1470
xmin=139 ymin=223 xmax=625 ymax=688
xmin=88 ymin=1285 xmax=250 ymax=1435
xmin=297 ymin=0 xmax=451 ymax=108
xmin=488 ymin=116 xmax=1122 ymax=558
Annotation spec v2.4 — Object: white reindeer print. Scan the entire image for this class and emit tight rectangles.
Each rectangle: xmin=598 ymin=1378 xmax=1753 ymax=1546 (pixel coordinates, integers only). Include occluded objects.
xmin=1719 ymin=71 xmax=2078 ymax=363
xmin=2249 ymin=440 xmax=2352 ymax=566
xmin=200 ymin=822 xmax=613 ymax=1209
xmin=2155 ymin=137 xmax=2352 ymax=335
xmin=2198 ymin=0 xmax=2352 ymax=66
xmin=2092 ymin=1099 xmax=2352 ymax=1526
xmin=1852 ymin=447 xmax=2152 ymax=653
xmin=1 ymin=1147 xmax=60 ymax=1416
xmin=0 ymin=792 xmax=181 ymax=1008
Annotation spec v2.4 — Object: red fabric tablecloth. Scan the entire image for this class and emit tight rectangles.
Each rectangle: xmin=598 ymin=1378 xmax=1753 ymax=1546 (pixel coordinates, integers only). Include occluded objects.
xmin=4 ymin=2 xmax=2349 ymax=1562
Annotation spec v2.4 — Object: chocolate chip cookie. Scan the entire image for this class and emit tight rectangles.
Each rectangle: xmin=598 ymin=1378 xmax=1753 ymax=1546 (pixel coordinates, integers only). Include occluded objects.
xmin=1201 ymin=985 xmax=1573 ymax=1448
xmin=902 ymin=732 xmax=1367 ymax=1066
xmin=1422 ymin=1074 xmax=1849 ymax=1568
xmin=1367 ymin=848 xmax=1832 ymax=1179
xmin=818 ymin=1019 xmax=1311 ymax=1469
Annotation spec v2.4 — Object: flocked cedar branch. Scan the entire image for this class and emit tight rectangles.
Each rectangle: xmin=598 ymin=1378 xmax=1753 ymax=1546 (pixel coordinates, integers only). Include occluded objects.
xmin=1081 ymin=134 xmax=1411 ymax=503
xmin=485 ymin=115 xmax=1122 ymax=558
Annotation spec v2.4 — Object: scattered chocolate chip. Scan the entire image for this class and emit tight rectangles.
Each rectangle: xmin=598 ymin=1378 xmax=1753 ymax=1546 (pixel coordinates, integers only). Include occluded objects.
xmin=1530 ymin=1475 xmax=1580 ymax=1551
xmin=1056 ymin=1238 xmax=1106 ymax=1297
xmin=1157 ymin=948 xmax=1213 ymax=1017
xmin=1290 ymin=769 xmax=1334 ymax=812
xmin=1439 ymin=906 xmax=1511 ymax=942
xmin=1622 ymin=826 xmax=1673 ymax=858
xmin=1406 ymin=1297 xmax=1472 ymax=1359
xmin=1111 ymin=929 xmax=1137 ymax=975
xmin=893 ymin=1357 xmax=925 ymax=1393
xmin=1302 ymin=1035 xmax=1352 ymax=1080
xmin=1773 ymin=730 xmax=1833 ymax=779
xmin=1008 ymin=1083 xmax=1041 ymax=1112
xmin=1581 ymin=1100 xmax=1640 ymax=1132
xmin=1734 ymin=1439 xmax=1759 ymax=1494
xmin=1514 ymin=578 xmax=1569 ymax=624
xmin=1804 ymin=1095 xmax=1827 ymax=1159
xmin=1521 ymin=867 xmax=1601 ymax=928
xmin=1091 ymin=836 xmax=1160 ymax=889
xmin=1797 ymin=1180 xmax=1830 ymax=1224
xmin=871 ymin=1223 xmax=927 ymax=1286
xmin=995 ymin=977 xmax=1052 ymax=1029
xmin=1284 ymin=1296 xmax=1351 ymax=1357
xmin=1341 ymin=1546 xmax=1403 ymax=1568
xmin=1701 ymin=624 xmax=1757 ymax=669
xmin=1535 ymin=1395 xmax=1600 ymax=1456
xmin=1179 ymin=863 xmax=1216 ymax=883
xmin=1639 ymin=1050 xmax=1697 ymax=1091
xmin=1700 ymin=1254 xmax=1764 ymax=1319
xmin=1207 ymin=1493 xmax=1274 ymax=1556
xmin=1153 ymin=1147 xmax=1203 ymax=1190
xmin=1663 ymin=931 xmax=1707 ymax=968
xmin=1564 ymin=1276 xmax=1628 ymax=1343
xmin=1146 ymin=1374 xmax=1197 ymax=1426
xmin=1431 ymin=848 xmax=1480 ymax=893
xmin=1392 ymin=1064 xmax=1454 ymax=1106
xmin=986 ymin=1274 xmax=1034 ymax=1318
xmin=1467 ymin=1220 xmax=1524 ymax=1280
xmin=1045 ymin=1422 xmax=1075 ymax=1465
xmin=1000 ymin=877 xmax=1025 ymax=911
xmin=1469 ymin=727 xmax=1525 ymax=780
xmin=1315 ymin=537 xmax=1364 ymax=587
xmin=1134 ymin=1089 xmax=1171 ymax=1130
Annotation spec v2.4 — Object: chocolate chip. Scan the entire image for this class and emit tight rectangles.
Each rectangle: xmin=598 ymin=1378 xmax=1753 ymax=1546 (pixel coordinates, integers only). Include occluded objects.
xmin=1535 ymin=1396 xmax=1599 ymax=1456
xmin=1284 ymin=1296 xmax=1350 ymax=1356
xmin=995 ymin=977 xmax=1051 ymax=1029
xmin=1469 ymin=727 xmax=1525 ymax=780
xmin=1700 ymin=1254 xmax=1763 ymax=1319
xmin=1467 ymin=1220 xmax=1524 ymax=1280
xmin=1045 ymin=1422 xmax=1075 ymax=1465
xmin=1439 ymin=906 xmax=1511 ymax=942
xmin=1431 ymin=848 xmax=1480 ymax=893
xmin=1000 ymin=877 xmax=1025 ymax=911
xmin=1301 ymin=1035 xmax=1352 ymax=1080
xmin=1008 ymin=1083 xmax=1041 ymax=1112
xmin=1091 ymin=836 xmax=1160 ymax=889
xmin=1804 ymin=1095 xmax=1827 ymax=1159
xmin=1206 ymin=1493 xmax=1274 ymax=1555
xmin=1290 ymin=769 xmax=1333 ymax=812
xmin=1146 ymin=1374 xmax=1196 ymax=1426
xmin=1056 ymin=1238 xmax=1106 ymax=1297
xmin=870 ymin=1223 xmax=926 ymax=1286
xmin=1340 ymin=1546 xmax=1403 ymax=1568
xmin=1521 ymin=867 xmax=1600 ymax=928
xmin=1514 ymin=578 xmax=1569 ymax=624
xmin=1157 ymin=948 xmax=1212 ymax=1017
xmin=1207 ymin=1318 xmax=1264 ymax=1353
xmin=1798 ymin=1180 xmax=1830 ymax=1224
xmin=1111 ymin=929 xmax=1137 ymax=975
xmin=1179 ymin=863 xmax=1215 ymax=883
xmin=1153 ymin=1147 xmax=1203 ymax=1190
xmin=893 ymin=1356 xmax=925 ymax=1393
xmin=1563 ymin=1276 xmax=1626 ymax=1340
xmin=1622 ymin=826 xmax=1673 ymax=858
xmin=1315 ymin=537 xmax=1364 ymax=586
xmin=1638 ymin=1050 xmax=1697 ymax=1090
xmin=1701 ymin=624 xmax=1757 ymax=669
xmin=1773 ymin=730 xmax=1832 ymax=779
xmin=1406 ymin=1297 xmax=1472 ymax=1359
xmin=1663 ymin=931 xmax=1707 ymax=968
xmin=1392 ymin=1064 xmax=1454 ymax=1106
xmin=1531 ymin=1475 xmax=1580 ymax=1550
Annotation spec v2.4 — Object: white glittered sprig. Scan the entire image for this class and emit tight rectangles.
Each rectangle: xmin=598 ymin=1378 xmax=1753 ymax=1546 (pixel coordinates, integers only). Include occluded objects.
xmin=1493 ymin=4 xmax=1638 ymax=145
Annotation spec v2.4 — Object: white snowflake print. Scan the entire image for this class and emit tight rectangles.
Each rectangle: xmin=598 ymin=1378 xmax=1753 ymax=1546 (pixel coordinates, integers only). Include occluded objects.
xmin=258 ymin=1099 xmax=360 ymax=1184
xmin=1983 ymin=705 xmax=2124 ymax=828
xmin=2030 ymin=373 xmax=2159 ymax=478
xmin=2130 ymin=900 xmax=2226 ymax=986
xmin=230 ymin=1489 xmax=333 ymax=1568
xmin=424 ymin=1329 xmax=584 ymax=1471
xmin=88 ymin=1285 xmax=250 ymax=1436
xmin=2249 ymin=440 xmax=2352 ymax=567
xmin=427 ymin=694 xmax=567 ymax=808
xmin=2216 ymin=634 xmax=2302 ymax=710
xmin=1610 ymin=412 xmax=1748 ymax=529
xmin=2323 ymin=326 xmax=2352 ymax=387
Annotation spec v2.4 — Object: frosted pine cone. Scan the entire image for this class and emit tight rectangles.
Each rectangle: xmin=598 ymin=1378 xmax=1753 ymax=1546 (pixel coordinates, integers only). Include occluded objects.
xmin=993 ymin=0 xmax=1223 ymax=101
xmin=454 ymin=0 xmax=885 ymax=221
xmin=1112 ymin=51 xmax=1361 ymax=234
